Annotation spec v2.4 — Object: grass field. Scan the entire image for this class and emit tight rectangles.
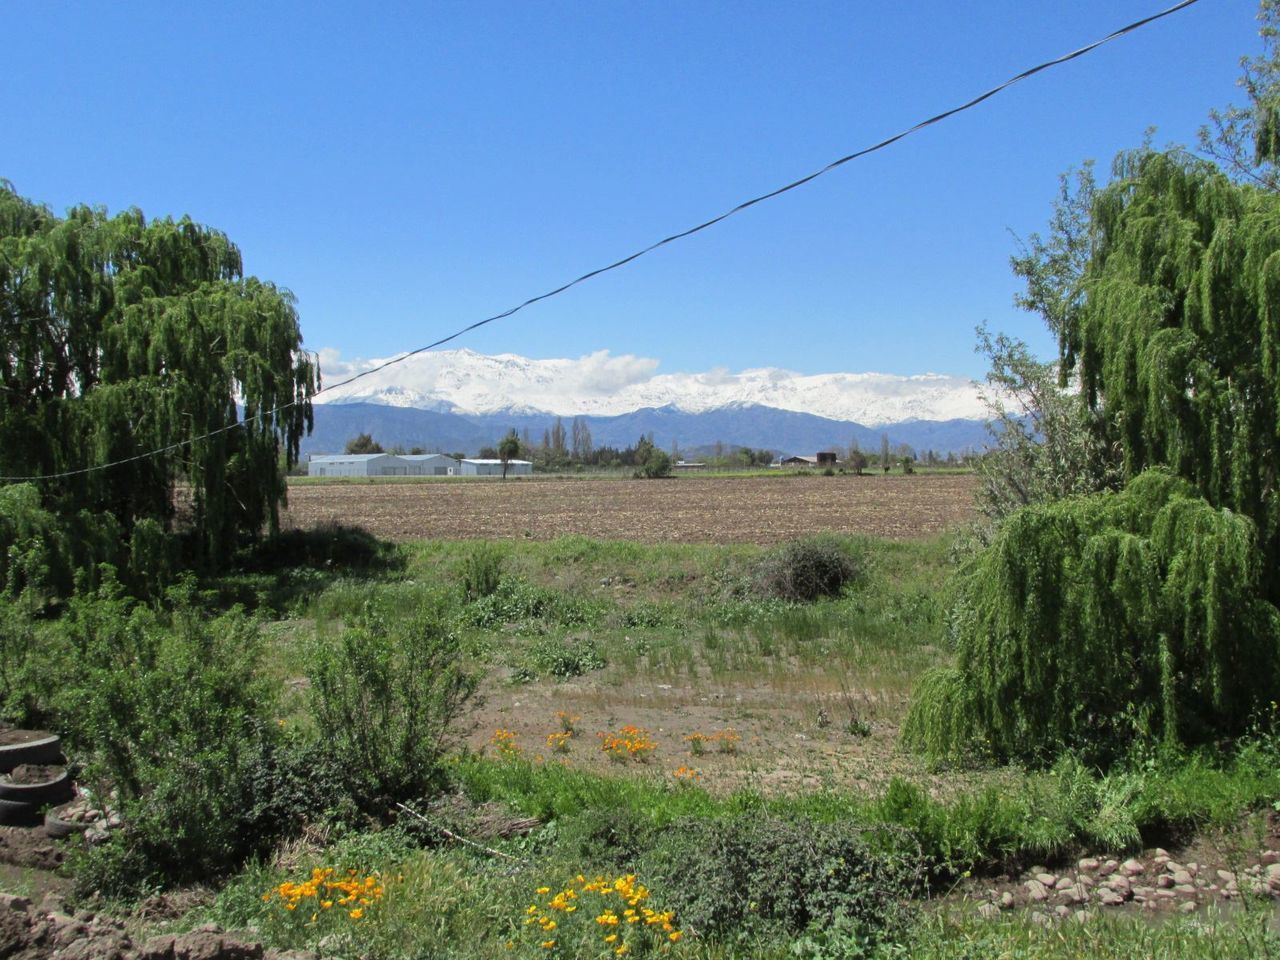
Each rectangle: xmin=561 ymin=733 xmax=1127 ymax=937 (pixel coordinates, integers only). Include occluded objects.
xmin=281 ymin=473 xmax=979 ymax=543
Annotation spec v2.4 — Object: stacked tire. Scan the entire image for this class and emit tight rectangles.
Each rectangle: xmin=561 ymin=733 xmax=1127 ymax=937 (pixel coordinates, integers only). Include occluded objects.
xmin=0 ymin=731 xmax=75 ymax=828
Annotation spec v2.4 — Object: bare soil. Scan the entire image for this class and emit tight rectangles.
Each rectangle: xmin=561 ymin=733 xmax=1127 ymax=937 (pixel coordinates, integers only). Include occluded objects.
xmin=2 ymin=765 xmax=65 ymax=786
xmin=283 ymin=473 xmax=978 ymax=544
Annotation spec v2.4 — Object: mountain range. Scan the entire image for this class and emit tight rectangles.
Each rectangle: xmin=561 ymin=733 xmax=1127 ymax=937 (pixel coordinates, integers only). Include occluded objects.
xmin=303 ymin=348 xmax=995 ymax=457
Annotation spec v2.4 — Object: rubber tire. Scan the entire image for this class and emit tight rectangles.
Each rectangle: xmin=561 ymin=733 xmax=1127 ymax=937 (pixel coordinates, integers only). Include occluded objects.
xmin=0 ymin=797 xmax=41 ymax=827
xmin=0 ymin=768 xmax=75 ymax=806
xmin=0 ymin=733 xmax=62 ymax=774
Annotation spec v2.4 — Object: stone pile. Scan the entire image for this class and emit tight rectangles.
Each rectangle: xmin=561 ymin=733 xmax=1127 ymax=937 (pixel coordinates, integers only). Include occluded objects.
xmin=0 ymin=893 xmax=314 ymax=960
xmin=973 ymin=846 xmax=1280 ymax=924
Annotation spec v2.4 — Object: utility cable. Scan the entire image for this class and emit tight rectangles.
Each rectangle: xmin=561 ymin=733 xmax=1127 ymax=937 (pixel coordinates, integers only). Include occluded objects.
xmin=0 ymin=0 xmax=1203 ymax=482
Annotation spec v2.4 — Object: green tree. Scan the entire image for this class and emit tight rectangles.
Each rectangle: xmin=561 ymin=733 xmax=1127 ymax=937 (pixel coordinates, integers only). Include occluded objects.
xmin=498 ymin=429 xmax=521 ymax=479
xmin=0 ymin=184 xmax=316 ymax=569
xmin=345 ymin=434 xmax=384 ymax=454
xmin=1200 ymin=1 xmax=1280 ymax=191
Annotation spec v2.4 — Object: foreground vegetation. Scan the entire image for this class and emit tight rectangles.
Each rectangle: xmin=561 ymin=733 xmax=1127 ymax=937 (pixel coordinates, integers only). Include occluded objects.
xmin=2 ymin=527 xmax=1278 ymax=957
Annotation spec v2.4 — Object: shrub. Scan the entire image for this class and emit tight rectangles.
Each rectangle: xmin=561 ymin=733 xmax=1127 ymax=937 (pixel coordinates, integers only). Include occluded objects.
xmin=639 ymin=815 xmax=917 ymax=954
xmin=752 ymin=536 xmax=863 ymax=603
xmin=60 ymin=583 xmax=274 ymax=895
xmin=307 ymin=603 xmax=476 ymax=813
xmin=904 ymin=470 xmax=1280 ymax=765
xmin=512 ymin=635 xmax=606 ymax=682
xmin=633 ymin=449 xmax=673 ymax=479
xmin=459 ymin=542 xmax=504 ymax=601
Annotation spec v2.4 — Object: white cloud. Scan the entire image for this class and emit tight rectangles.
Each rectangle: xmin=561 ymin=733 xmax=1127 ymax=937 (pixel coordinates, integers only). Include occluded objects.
xmin=312 ymin=347 xmax=987 ymax=425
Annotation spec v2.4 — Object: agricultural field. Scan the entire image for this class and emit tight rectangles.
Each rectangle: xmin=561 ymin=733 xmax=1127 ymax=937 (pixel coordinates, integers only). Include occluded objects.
xmin=281 ymin=473 xmax=979 ymax=543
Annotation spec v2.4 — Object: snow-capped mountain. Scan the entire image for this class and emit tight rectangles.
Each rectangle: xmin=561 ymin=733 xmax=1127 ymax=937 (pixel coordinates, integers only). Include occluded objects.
xmin=314 ymin=348 xmax=986 ymax=427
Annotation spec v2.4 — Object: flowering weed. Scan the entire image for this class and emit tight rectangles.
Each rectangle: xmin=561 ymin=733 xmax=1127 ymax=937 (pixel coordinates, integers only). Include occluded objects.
xmin=515 ymin=873 xmax=682 ymax=956
xmin=491 ymin=728 xmax=522 ymax=759
xmin=598 ymin=725 xmax=656 ymax=763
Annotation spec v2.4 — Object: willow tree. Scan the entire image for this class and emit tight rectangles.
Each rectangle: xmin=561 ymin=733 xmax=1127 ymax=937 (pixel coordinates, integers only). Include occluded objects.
xmin=0 ymin=183 xmax=317 ymax=569
xmin=904 ymin=470 xmax=1280 ymax=764
xmin=1059 ymin=149 xmax=1280 ymax=587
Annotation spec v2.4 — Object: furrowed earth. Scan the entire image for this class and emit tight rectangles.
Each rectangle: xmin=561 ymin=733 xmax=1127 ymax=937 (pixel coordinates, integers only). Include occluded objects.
xmin=281 ymin=472 xmax=979 ymax=543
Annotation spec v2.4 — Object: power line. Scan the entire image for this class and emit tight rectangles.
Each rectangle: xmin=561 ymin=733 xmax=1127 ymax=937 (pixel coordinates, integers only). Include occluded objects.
xmin=1 ymin=0 xmax=1203 ymax=483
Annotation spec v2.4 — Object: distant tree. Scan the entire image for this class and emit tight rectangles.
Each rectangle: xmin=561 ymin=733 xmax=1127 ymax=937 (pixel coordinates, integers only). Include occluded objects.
xmin=408 ymin=446 xmax=427 ymax=455
xmin=477 ymin=446 xmax=499 ymax=460
xmin=387 ymin=444 xmax=407 ymax=455
xmin=571 ymin=416 xmax=593 ymax=462
xmin=345 ymin=433 xmax=383 ymax=455
xmin=900 ymin=456 xmax=914 ymax=475
xmin=550 ymin=417 xmax=568 ymax=464
xmin=498 ymin=429 xmax=521 ymax=480
xmin=879 ymin=433 xmax=890 ymax=473
xmin=848 ymin=449 xmax=867 ymax=476
xmin=447 ymin=452 xmax=465 ymax=461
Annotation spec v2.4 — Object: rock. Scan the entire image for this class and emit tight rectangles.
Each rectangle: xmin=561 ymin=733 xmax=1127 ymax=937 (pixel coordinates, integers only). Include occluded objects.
xmin=1098 ymin=888 xmax=1126 ymax=907
xmin=1099 ymin=859 xmax=1119 ymax=877
xmin=38 ymin=892 xmax=66 ymax=915
xmin=1036 ymin=873 xmax=1058 ymax=887
xmin=1072 ymin=909 xmax=1091 ymax=924
xmin=1030 ymin=911 xmax=1050 ymax=927
xmin=1186 ymin=862 xmax=1199 ymax=876
xmin=1063 ymin=882 xmax=1089 ymax=905
xmin=1156 ymin=875 xmax=1175 ymax=889
xmin=1217 ymin=869 xmax=1237 ymax=884
xmin=1179 ymin=901 xmax=1198 ymax=914
xmin=1261 ymin=850 xmax=1279 ymax=866
xmin=1054 ymin=906 xmax=1071 ymax=919
xmin=1000 ymin=892 xmax=1015 ymax=909
xmin=1155 ymin=848 xmax=1170 ymax=858
xmin=1120 ymin=858 xmax=1145 ymax=877
xmin=1054 ymin=876 xmax=1076 ymax=891
xmin=0 ymin=893 xmax=32 ymax=913
xmin=1078 ymin=857 xmax=1101 ymax=873
xmin=1155 ymin=889 xmax=1178 ymax=900
xmin=1106 ymin=875 xmax=1133 ymax=897
xmin=1171 ymin=870 xmax=1194 ymax=886
xmin=978 ymin=903 xmax=1000 ymax=920
xmin=1173 ymin=884 xmax=1197 ymax=895
xmin=1025 ymin=879 xmax=1049 ymax=902
xmin=137 ymin=935 xmax=177 ymax=960
xmin=1164 ymin=860 xmax=1183 ymax=875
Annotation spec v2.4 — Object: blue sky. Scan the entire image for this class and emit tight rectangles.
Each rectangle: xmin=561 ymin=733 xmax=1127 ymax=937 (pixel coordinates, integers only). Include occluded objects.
xmin=4 ymin=0 xmax=1259 ymax=380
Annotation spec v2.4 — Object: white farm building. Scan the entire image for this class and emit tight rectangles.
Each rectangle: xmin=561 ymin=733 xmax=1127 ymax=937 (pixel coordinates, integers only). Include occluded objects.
xmin=306 ymin=454 xmax=531 ymax=477
xmin=458 ymin=458 xmax=532 ymax=476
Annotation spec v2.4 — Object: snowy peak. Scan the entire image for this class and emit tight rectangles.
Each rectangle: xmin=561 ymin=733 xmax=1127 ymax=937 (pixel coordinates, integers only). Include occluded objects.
xmin=313 ymin=347 xmax=986 ymax=426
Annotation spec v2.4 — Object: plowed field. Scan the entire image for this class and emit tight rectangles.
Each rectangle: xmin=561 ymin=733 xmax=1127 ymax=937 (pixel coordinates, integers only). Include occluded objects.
xmin=282 ymin=473 xmax=977 ymax=543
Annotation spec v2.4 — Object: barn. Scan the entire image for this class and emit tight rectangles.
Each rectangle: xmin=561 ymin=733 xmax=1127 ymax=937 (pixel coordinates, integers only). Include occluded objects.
xmin=459 ymin=458 xmax=533 ymax=476
xmin=307 ymin=453 xmax=411 ymax=477
xmin=401 ymin=454 xmax=460 ymax=476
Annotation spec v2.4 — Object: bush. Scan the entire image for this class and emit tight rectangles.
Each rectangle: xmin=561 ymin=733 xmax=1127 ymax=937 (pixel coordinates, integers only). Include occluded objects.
xmin=307 ymin=602 xmax=476 ymax=813
xmin=639 ymin=815 xmax=918 ymax=954
xmin=634 ymin=449 xmax=673 ymax=479
xmin=753 ymin=536 xmax=863 ymax=602
xmin=512 ymin=635 xmax=606 ymax=682
xmin=60 ymin=582 xmax=274 ymax=895
xmin=904 ymin=470 xmax=1280 ymax=765
xmin=459 ymin=542 xmax=503 ymax=601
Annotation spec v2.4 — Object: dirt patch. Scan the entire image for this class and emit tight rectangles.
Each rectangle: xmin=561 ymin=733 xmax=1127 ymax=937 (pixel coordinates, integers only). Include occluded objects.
xmin=0 ymin=826 xmax=67 ymax=871
xmin=3 ymin=765 xmax=65 ymax=785
xmin=462 ymin=673 xmax=1001 ymax=800
xmin=282 ymin=474 xmax=978 ymax=544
